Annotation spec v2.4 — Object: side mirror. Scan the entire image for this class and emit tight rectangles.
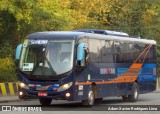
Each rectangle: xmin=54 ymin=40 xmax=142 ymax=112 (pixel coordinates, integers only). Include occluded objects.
xmin=15 ymin=44 xmax=22 ymax=60
xmin=77 ymin=43 xmax=87 ymax=67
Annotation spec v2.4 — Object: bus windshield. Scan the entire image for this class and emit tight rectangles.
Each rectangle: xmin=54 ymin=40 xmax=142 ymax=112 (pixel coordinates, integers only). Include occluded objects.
xmin=19 ymin=39 xmax=74 ymax=78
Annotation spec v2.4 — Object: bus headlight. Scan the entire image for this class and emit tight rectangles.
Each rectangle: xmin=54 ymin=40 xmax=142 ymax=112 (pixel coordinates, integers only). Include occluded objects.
xmin=57 ymin=82 xmax=73 ymax=92
xmin=18 ymin=81 xmax=29 ymax=89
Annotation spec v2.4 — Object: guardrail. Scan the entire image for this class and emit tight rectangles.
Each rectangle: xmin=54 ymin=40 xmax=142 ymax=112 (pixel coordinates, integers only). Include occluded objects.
xmin=0 ymin=82 xmax=18 ymax=96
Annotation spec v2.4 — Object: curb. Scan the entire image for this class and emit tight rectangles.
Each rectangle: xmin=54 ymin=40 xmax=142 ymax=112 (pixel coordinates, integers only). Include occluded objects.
xmin=0 ymin=99 xmax=21 ymax=103
xmin=0 ymin=82 xmax=18 ymax=96
xmin=0 ymin=97 xmax=34 ymax=103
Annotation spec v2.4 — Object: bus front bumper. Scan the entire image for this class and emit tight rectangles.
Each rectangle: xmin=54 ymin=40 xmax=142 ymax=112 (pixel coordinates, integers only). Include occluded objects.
xmin=18 ymin=88 xmax=73 ymax=100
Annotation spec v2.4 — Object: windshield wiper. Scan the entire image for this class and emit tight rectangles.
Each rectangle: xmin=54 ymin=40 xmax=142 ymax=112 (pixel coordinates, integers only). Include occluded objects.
xmin=44 ymin=55 xmax=57 ymax=76
xmin=44 ymin=47 xmax=57 ymax=76
xmin=30 ymin=57 xmax=57 ymax=76
xmin=30 ymin=47 xmax=57 ymax=76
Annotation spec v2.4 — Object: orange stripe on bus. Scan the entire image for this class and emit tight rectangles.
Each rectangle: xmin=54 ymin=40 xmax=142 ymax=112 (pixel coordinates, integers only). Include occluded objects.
xmin=75 ymin=63 xmax=141 ymax=86
xmin=75 ymin=75 xmax=138 ymax=85
xmin=130 ymin=63 xmax=142 ymax=69
xmin=75 ymin=81 xmax=92 ymax=85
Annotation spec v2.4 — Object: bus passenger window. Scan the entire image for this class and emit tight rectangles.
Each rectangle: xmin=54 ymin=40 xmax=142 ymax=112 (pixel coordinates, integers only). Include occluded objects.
xmin=101 ymin=40 xmax=114 ymax=63
xmin=89 ymin=39 xmax=101 ymax=63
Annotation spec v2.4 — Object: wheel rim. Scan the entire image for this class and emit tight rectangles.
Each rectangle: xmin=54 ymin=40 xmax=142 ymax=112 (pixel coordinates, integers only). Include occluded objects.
xmin=88 ymin=90 xmax=94 ymax=105
xmin=134 ymin=87 xmax=138 ymax=99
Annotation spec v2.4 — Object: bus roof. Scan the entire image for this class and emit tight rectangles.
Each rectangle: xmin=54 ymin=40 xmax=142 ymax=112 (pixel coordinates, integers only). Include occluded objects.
xmin=73 ymin=29 xmax=129 ymax=37
xmin=26 ymin=31 xmax=156 ymax=45
xmin=81 ymin=33 xmax=157 ymax=45
xmin=26 ymin=31 xmax=84 ymax=39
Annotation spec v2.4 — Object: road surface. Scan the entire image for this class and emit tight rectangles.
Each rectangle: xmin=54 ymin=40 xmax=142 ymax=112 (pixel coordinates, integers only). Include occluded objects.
xmin=0 ymin=92 xmax=160 ymax=112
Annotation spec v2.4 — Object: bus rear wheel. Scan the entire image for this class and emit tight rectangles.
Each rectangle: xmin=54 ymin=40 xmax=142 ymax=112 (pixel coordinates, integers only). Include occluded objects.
xmin=82 ymin=87 xmax=95 ymax=106
xmin=128 ymin=82 xmax=139 ymax=102
xmin=39 ymin=98 xmax=52 ymax=106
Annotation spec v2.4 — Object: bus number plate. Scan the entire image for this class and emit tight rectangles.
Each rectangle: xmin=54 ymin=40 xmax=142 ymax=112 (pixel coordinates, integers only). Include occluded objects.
xmin=38 ymin=92 xmax=47 ymax=96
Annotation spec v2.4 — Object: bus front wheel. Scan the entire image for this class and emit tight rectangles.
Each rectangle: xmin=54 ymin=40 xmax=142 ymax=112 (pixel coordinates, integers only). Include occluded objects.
xmin=82 ymin=86 xmax=95 ymax=106
xmin=39 ymin=98 xmax=52 ymax=106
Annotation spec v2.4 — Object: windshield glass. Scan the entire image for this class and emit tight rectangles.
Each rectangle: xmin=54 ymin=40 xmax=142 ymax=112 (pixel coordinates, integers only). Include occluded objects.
xmin=19 ymin=39 xmax=74 ymax=77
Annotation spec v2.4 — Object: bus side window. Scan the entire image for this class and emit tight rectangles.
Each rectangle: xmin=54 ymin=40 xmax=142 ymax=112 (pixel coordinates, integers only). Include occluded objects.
xmin=85 ymin=48 xmax=89 ymax=64
xmin=89 ymin=39 xmax=101 ymax=63
xmin=101 ymin=40 xmax=114 ymax=63
xmin=114 ymin=41 xmax=120 ymax=63
xmin=135 ymin=43 xmax=146 ymax=63
xmin=128 ymin=43 xmax=134 ymax=63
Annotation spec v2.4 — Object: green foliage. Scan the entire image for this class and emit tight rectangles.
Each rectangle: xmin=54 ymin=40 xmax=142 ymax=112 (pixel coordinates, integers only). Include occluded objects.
xmin=0 ymin=10 xmax=18 ymax=44
xmin=0 ymin=57 xmax=17 ymax=82
xmin=0 ymin=43 xmax=15 ymax=58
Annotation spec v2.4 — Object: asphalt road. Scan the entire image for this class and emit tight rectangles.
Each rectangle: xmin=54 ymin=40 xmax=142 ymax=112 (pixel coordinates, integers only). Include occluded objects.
xmin=0 ymin=92 xmax=160 ymax=112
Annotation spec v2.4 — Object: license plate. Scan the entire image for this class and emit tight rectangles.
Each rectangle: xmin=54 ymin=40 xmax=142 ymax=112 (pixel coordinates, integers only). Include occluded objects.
xmin=38 ymin=92 xmax=47 ymax=96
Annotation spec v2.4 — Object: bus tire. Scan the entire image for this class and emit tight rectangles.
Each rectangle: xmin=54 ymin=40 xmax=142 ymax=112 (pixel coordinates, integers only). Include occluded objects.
xmin=128 ymin=82 xmax=139 ymax=102
xmin=82 ymin=86 xmax=95 ymax=106
xmin=39 ymin=98 xmax=52 ymax=106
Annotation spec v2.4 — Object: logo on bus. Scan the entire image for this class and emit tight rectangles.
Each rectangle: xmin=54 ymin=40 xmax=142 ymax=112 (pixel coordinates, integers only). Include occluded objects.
xmin=100 ymin=68 xmax=116 ymax=75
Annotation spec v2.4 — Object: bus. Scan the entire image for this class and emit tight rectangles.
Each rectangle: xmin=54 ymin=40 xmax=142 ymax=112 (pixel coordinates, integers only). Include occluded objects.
xmin=15 ymin=31 xmax=157 ymax=106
